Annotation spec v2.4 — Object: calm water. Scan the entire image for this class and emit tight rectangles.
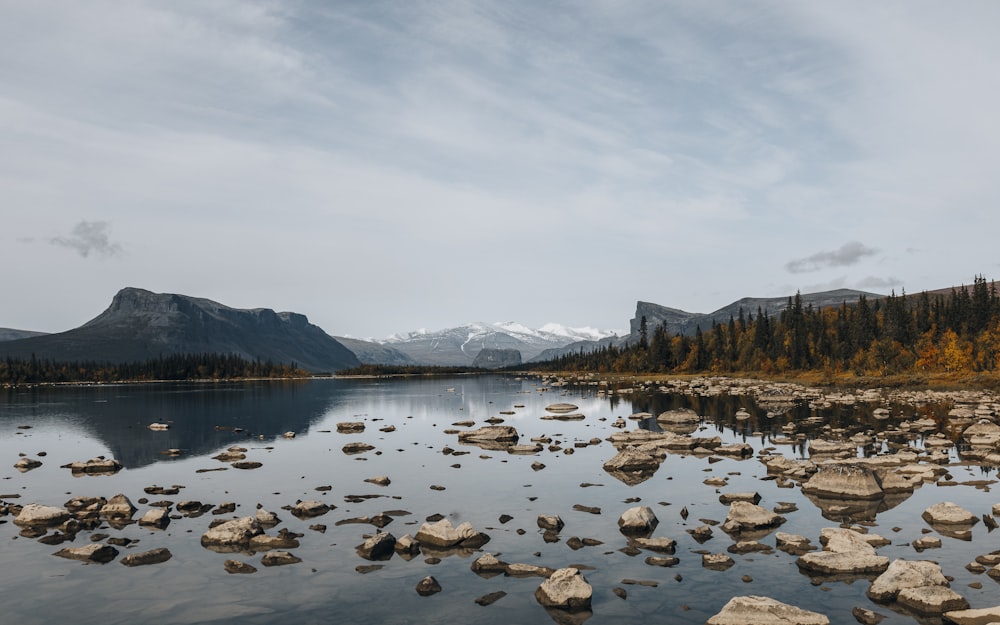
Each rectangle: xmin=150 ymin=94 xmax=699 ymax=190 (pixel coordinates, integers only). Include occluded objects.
xmin=0 ymin=376 xmax=995 ymax=625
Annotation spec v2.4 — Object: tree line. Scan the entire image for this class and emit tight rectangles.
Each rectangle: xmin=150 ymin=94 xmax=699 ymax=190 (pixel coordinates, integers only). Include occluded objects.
xmin=0 ymin=352 xmax=309 ymax=385
xmin=531 ymin=276 xmax=1000 ymax=378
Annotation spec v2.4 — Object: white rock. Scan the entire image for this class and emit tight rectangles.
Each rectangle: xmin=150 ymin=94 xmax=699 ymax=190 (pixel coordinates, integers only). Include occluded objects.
xmin=534 ymin=567 xmax=592 ymax=611
xmin=706 ymin=595 xmax=829 ymax=625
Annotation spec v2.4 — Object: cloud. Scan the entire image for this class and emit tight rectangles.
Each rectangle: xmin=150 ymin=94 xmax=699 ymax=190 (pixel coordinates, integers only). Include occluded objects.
xmin=855 ymin=275 xmax=902 ymax=289
xmin=785 ymin=241 xmax=878 ymax=274
xmin=50 ymin=221 xmax=122 ymax=258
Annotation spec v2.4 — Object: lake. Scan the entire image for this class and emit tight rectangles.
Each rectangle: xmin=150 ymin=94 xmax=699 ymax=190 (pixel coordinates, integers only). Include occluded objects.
xmin=0 ymin=375 xmax=996 ymax=624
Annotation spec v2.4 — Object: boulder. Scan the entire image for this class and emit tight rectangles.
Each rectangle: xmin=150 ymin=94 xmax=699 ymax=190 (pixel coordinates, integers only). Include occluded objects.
xmin=200 ymin=516 xmax=263 ymax=548
xmin=703 ymin=553 xmax=735 ymax=570
xmin=224 ymin=560 xmax=257 ymax=574
xmin=867 ymin=559 xmax=950 ymax=602
xmin=630 ymin=537 xmax=676 ymax=553
xmin=120 ymin=547 xmax=172 ymax=567
xmin=394 ymin=534 xmax=420 ymax=557
xmin=618 ymin=506 xmax=658 ymax=534
xmin=255 ymin=508 xmax=281 ymax=527
xmin=802 ymin=464 xmax=883 ymax=500
xmin=337 ymin=421 xmax=365 ymax=432
xmin=100 ymin=494 xmax=137 ymax=519
xmin=545 ymin=403 xmax=579 ymax=413
xmin=457 ymin=426 xmax=519 ymax=447
xmin=962 ymin=420 xmax=1000 ymax=447
xmin=656 ymin=408 xmax=700 ymax=424
xmin=537 ymin=515 xmax=564 ymax=532
xmin=897 ymin=586 xmax=969 ymax=614
xmin=139 ymin=508 xmax=171 ymax=529
xmin=414 ymin=518 xmax=487 ymax=549
xmin=53 ymin=543 xmax=119 ymax=563
xmin=922 ymin=502 xmax=978 ymax=526
xmin=356 ymin=532 xmax=396 ymax=561
xmin=719 ymin=492 xmax=762 ymax=505
xmin=776 ymin=532 xmax=815 ymax=555
xmin=721 ymin=501 xmax=785 ymax=535
xmin=415 ymin=575 xmax=442 ymax=596
xmin=14 ymin=504 xmax=70 ymax=527
xmin=706 ymin=595 xmax=829 ymax=625
xmin=534 ymin=567 xmax=592 ymax=611
xmin=602 ymin=447 xmax=660 ymax=473
xmin=797 ymin=528 xmax=889 ymax=575
xmin=13 ymin=457 xmax=42 ymax=472
xmin=61 ymin=457 xmax=122 ymax=475
xmin=290 ymin=500 xmax=330 ymax=518
xmin=471 ymin=552 xmax=509 ymax=575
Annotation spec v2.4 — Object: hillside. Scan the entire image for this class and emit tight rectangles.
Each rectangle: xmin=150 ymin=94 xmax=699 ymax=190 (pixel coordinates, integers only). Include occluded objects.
xmin=0 ymin=287 xmax=360 ymax=373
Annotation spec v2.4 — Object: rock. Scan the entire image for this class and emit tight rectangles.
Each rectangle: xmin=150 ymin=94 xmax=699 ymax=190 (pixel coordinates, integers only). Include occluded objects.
xmin=534 ymin=567 xmax=592 ymax=611
xmin=337 ymin=421 xmax=366 ymax=432
xmin=656 ymin=408 xmax=700 ymax=424
xmin=356 ymin=532 xmax=396 ymax=560
xmin=200 ymin=516 xmax=263 ymax=549
xmin=365 ymin=475 xmax=391 ymax=486
xmin=120 ymin=547 xmax=172 ymax=567
xmin=139 ymin=508 xmax=171 ymax=529
xmin=14 ymin=504 xmax=70 ymax=527
xmin=414 ymin=518 xmax=488 ymax=549
xmin=602 ymin=447 xmax=661 ymax=472
xmin=457 ymin=426 xmax=519 ymax=449
xmin=706 ymin=595 xmax=829 ymax=625
xmin=688 ymin=525 xmax=714 ymax=542
xmin=290 ymin=500 xmax=330 ymax=518
xmin=471 ymin=553 xmax=509 ymax=576
xmin=545 ymin=403 xmax=579 ymax=413
xmin=943 ymin=606 xmax=1000 ymax=624
xmin=703 ymin=553 xmax=735 ymax=570
xmin=475 ymin=591 xmax=507 ymax=606
xmin=914 ymin=536 xmax=942 ymax=551
xmin=802 ymin=464 xmax=883 ymax=500
xmin=618 ymin=506 xmax=658 ymax=534
xmin=867 ymin=559 xmax=950 ymax=601
xmin=797 ymin=528 xmax=889 ymax=575
xmin=922 ymin=502 xmax=979 ymax=526
xmin=224 ymin=560 xmax=257 ymax=574
xmin=851 ymin=607 xmax=886 ymax=625
xmin=776 ymin=532 xmax=815 ymax=554
xmin=261 ymin=551 xmax=301 ymax=566
xmin=415 ymin=575 xmax=442 ymax=596
xmin=630 ymin=537 xmax=676 ymax=553
xmin=645 ymin=556 xmax=680 ymax=567
xmin=394 ymin=534 xmax=420 ymax=557
xmin=255 ymin=508 xmax=281 ymax=527
xmin=100 ymin=494 xmax=137 ymax=519
xmin=506 ymin=563 xmax=555 ymax=578
xmin=721 ymin=501 xmax=785 ymax=536
xmin=897 ymin=586 xmax=969 ymax=614
xmin=61 ymin=457 xmax=122 ymax=475
xmin=719 ymin=492 xmax=762 ymax=505
xmin=538 ymin=515 xmax=564 ymax=531
xmin=962 ymin=420 xmax=1000 ymax=446
xmin=249 ymin=532 xmax=301 ymax=551
xmin=342 ymin=442 xmax=375 ymax=454
xmin=148 ymin=422 xmax=170 ymax=430
xmin=14 ymin=457 xmax=42 ymax=472
xmin=53 ymin=543 xmax=119 ymax=563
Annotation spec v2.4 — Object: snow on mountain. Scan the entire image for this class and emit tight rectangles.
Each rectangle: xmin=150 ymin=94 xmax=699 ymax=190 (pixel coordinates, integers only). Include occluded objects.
xmin=371 ymin=321 xmax=620 ymax=366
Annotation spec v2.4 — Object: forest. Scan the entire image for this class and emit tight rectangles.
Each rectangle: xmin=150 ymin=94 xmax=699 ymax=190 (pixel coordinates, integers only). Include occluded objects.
xmin=0 ymin=352 xmax=308 ymax=385
xmin=532 ymin=276 xmax=1000 ymax=381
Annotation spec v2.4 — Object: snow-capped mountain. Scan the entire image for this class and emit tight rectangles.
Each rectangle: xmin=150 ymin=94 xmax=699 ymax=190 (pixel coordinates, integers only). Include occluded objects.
xmin=366 ymin=321 xmax=621 ymax=366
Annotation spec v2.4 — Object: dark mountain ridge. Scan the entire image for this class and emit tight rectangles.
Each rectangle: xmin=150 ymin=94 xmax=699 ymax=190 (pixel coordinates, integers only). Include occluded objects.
xmin=0 ymin=287 xmax=359 ymax=373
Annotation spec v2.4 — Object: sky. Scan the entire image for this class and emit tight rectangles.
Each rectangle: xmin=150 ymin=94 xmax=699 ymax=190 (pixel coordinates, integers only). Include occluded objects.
xmin=3 ymin=1 xmax=1000 ymax=340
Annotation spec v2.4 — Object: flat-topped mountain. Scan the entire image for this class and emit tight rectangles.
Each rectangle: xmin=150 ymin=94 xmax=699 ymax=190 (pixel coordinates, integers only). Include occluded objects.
xmin=0 ymin=287 xmax=360 ymax=373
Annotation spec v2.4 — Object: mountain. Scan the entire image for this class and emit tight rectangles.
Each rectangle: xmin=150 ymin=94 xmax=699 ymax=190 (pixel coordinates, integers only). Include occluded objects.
xmin=629 ymin=289 xmax=884 ymax=338
xmin=0 ymin=287 xmax=360 ymax=373
xmin=0 ymin=328 xmax=48 ymax=342
xmin=369 ymin=321 xmax=620 ymax=366
xmin=333 ymin=337 xmax=415 ymax=366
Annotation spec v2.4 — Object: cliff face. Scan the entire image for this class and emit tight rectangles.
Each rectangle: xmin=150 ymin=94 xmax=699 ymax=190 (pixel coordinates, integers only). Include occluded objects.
xmin=0 ymin=287 xmax=360 ymax=373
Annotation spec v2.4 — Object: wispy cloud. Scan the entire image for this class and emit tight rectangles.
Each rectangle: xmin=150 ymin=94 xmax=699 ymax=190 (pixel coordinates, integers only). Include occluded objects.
xmin=785 ymin=241 xmax=878 ymax=274
xmin=50 ymin=221 xmax=122 ymax=258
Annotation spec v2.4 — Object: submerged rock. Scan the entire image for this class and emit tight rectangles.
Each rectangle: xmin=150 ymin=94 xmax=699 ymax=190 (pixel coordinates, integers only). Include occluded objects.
xmin=61 ymin=457 xmax=122 ymax=475
xmin=120 ymin=548 xmax=172 ymax=567
xmin=53 ymin=543 xmax=119 ymax=564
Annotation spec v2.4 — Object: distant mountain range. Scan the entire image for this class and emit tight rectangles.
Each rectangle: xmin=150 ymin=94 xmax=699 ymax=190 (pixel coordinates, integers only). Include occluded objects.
xmin=0 ymin=287 xmax=360 ymax=373
xmin=339 ymin=322 xmax=620 ymax=367
xmin=0 ymin=286 xmax=889 ymax=371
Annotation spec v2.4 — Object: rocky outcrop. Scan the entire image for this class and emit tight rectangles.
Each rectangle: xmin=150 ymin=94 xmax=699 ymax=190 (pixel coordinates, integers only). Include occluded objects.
xmin=706 ymin=595 xmax=830 ymax=625
xmin=802 ymin=464 xmax=882 ymax=500
xmin=922 ymin=502 xmax=978 ymax=526
xmin=200 ymin=517 xmax=263 ymax=550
